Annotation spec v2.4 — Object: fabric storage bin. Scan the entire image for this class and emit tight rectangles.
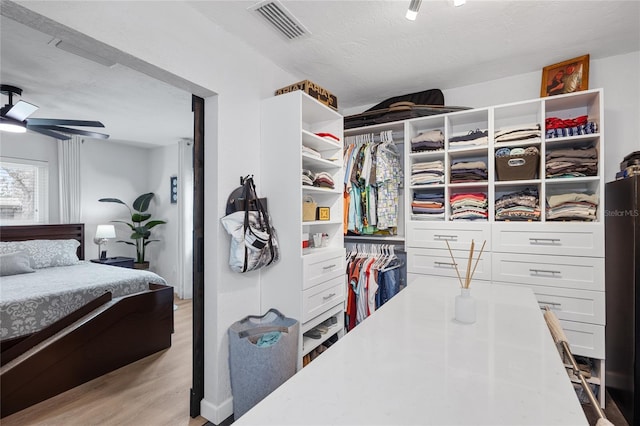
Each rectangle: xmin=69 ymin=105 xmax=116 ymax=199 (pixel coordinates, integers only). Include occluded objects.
xmin=495 ymin=153 xmax=539 ymax=181
xmin=228 ymin=309 xmax=299 ymax=419
xmin=303 ymin=195 xmax=317 ymax=221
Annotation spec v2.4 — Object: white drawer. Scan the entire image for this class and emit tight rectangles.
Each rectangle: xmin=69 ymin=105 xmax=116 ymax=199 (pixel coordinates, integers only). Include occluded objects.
xmin=492 ymin=222 xmax=604 ymax=257
xmin=407 ymin=248 xmax=491 ymax=282
xmin=406 ymin=222 xmax=491 ymax=251
xmin=302 ymin=275 xmax=345 ymax=323
xmin=303 ymin=249 xmax=345 ymax=290
xmin=502 ymin=282 xmax=605 ymax=325
xmin=560 ymin=320 xmax=605 ymax=359
xmin=492 ymin=252 xmax=604 ymax=291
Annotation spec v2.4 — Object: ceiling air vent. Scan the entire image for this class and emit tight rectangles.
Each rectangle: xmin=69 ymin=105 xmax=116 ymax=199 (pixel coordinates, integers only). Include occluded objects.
xmin=251 ymin=0 xmax=310 ymax=40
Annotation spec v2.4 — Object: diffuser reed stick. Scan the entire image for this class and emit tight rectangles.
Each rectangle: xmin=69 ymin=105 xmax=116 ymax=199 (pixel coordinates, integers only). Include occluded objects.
xmin=445 ymin=240 xmax=464 ymax=288
xmin=445 ymin=239 xmax=487 ymax=288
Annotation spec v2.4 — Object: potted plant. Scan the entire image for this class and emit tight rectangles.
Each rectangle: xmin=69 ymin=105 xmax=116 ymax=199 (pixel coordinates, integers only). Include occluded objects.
xmin=98 ymin=192 xmax=166 ymax=269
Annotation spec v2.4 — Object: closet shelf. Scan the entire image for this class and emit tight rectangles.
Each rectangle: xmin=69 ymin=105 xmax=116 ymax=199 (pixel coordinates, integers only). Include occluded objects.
xmin=544 ymin=133 xmax=599 ymax=145
xmin=302 ymin=219 xmax=342 ymax=226
xmin=410 ymin=184 xmax=445 ymax=190
xmin=495 ymin=179 xmax=541 ymax=186
xmin=302 ymin=186 xmax=341 ymax=195
xmin=545 ymin=176 xmax=600 ymax=185
xmin=494 ymin=139 xmax=542 ymax=149
xmin=302 ymin=153 xmax=341 ymax=169
xmin=302 ymin=129 xmax=342 ymax=151
xmin=409 ymin=150 xmax=445 ymax=159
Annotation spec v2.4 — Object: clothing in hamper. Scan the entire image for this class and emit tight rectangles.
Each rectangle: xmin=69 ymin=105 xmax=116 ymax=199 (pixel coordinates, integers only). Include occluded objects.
xmin=546 ymin=191 xmax=598 ymax=221
xmin=495 ymin=188 xmax=540 ymax=221
xmin=450 ymin=192 xmax=488 ymax=220
xmin=450 ymin=160 xmax=488 ymax=183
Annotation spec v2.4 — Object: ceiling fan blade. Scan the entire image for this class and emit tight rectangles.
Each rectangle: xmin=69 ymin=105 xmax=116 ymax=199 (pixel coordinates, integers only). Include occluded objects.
xmin=25 ymin=118 xmax=105 ymax=128
xmin=28 ymin=124 xmax=110 ymax=139
xmin=4 ymin=100 xmax=39 ymax=121
xmin=27 ymin=126 xmax=71 ymax=140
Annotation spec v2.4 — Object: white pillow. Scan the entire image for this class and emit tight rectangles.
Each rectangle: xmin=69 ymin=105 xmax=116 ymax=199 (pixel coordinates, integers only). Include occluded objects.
xmin=0 ymin=239 xmax=80 ymax=269
xmin=0 ymin=251 xmax=36 ymax=276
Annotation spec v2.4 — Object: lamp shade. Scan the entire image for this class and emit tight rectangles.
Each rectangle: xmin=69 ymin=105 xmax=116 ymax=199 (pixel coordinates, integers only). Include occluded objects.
xmin=95 ymin=224 xmax=116 ymax=239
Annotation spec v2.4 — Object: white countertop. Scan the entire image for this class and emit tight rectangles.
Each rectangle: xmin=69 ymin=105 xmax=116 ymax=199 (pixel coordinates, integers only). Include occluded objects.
xmin=234 ymin=279 xmax=588 ymax=425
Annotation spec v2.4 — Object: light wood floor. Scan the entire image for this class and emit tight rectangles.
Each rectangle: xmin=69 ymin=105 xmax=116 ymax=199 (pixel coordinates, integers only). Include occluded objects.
xmin=2 ymin=297 xmax=208 ymax=426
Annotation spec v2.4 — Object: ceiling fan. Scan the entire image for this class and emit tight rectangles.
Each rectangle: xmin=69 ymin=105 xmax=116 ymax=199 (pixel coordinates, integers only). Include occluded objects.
xmin=0 ymin=84 xmax=109 ymax=140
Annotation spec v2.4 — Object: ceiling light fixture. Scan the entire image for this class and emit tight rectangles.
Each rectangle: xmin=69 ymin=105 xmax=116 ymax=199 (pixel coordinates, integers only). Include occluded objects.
xmin=453 ymin=0 xmax=466 ymax=6
xmin=0 ymin=116 xmax=26 ymax=133
xmin=406 ymin=0 xmax=422 ymax=20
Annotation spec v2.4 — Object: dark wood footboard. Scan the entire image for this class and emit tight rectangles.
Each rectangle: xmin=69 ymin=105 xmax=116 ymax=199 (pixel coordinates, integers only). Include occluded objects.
xmin=0 ymin=283 xmax=174 ymax=418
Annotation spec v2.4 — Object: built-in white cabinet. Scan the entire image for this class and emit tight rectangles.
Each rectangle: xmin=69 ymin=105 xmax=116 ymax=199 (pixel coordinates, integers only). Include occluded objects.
xmin=260 ymin=91 xmax=345 ymax=369
xmin=402 ymin=89 xmax=606 ymax=407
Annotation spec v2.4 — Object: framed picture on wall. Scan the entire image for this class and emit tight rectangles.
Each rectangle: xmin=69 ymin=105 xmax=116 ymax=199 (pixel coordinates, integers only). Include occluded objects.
xmin=540 ymin=54 xmax=590 ymax=97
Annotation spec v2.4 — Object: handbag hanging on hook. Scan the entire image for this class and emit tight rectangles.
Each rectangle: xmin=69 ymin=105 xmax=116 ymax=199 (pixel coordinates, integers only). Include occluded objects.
xmin=221 ymin=175 xmax=280 ymax=273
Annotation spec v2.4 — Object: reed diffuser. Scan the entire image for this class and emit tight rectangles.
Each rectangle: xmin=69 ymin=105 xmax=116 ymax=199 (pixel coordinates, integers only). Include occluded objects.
xmin=446 ymin=239 xmax=486 ymax=324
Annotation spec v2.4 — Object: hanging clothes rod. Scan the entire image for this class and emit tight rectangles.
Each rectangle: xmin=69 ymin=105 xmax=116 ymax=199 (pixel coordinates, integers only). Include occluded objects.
xmin=344 ymin=130 xmax=405 ymax=145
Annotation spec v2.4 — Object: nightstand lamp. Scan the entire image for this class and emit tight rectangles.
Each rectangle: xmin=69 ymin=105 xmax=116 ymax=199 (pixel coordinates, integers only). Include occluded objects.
xmin=94 ymin=224 xmax=116 ymax=259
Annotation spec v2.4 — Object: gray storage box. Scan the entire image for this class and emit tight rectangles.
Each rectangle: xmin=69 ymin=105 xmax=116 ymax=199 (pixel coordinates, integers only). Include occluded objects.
xmin=228 ymin=309 xmax=299 ymax=419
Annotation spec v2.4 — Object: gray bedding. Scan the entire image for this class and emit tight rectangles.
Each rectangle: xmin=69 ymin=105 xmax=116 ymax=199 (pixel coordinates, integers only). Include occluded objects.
xmin=0 ymin=261 xmax=168 ymax=340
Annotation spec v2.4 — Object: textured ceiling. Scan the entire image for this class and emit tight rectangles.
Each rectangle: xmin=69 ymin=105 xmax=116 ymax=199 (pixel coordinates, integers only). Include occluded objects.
xmin=191 ymin=0 xmax=640 ymax=110
xmin=1 ymin=1 xmax=639 ymax=146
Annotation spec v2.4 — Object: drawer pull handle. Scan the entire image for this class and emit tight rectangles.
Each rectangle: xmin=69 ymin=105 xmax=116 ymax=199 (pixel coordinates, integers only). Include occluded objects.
xmin=529 ymin=238 xmax=561 ymax=245
xmin=538 ymin=300 xmax=561 ymax=309
xmin=322 ymin=293 xmax=336 ymax=300
xmin=434 ymin=234 xmax=458 ymax=241
xmin=529 ymin=268 xmax=561 ymax=276
xmin=434 ymin=261 xmax=457 ymax=268
xmin=322 ymin=264 xmax=337 ymax=270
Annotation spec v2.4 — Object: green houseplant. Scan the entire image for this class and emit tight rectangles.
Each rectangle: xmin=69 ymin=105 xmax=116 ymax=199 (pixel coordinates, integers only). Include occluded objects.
xmin=98 ymin=192 xmax=166 ymax=268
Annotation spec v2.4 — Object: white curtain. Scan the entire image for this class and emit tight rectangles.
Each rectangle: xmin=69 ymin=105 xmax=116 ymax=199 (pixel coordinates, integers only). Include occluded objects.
xmin=58 ymin=135 xmax=82 ymax=223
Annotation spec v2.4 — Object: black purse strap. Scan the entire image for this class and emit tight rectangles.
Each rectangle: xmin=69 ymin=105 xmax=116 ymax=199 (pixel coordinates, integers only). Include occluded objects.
xmin=241 ymin=175 xmax=276 ymax=272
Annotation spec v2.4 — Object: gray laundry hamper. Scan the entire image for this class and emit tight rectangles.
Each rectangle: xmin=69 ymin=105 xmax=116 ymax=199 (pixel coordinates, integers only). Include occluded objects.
xmin=228 ymin=308 xmax=299 ymax=419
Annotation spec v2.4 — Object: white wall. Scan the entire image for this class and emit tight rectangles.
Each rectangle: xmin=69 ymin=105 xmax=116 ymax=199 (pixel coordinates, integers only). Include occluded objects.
xmin=147 ymin=143 xmax=180 ymax=286
xmin=0 ymin=131 xmax=60 ymax=223
xmin=79 ymin=139 xmax=154 ymax=260
xmin=16 ymin=2 xmax=299 ymax=423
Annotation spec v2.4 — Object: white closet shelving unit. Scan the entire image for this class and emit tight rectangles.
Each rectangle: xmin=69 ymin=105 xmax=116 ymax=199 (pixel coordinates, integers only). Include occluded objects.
xmin=403 ymin=88 xmax=606 ymax=407
xmin=261 ymin=91 xmax=345 ymax=369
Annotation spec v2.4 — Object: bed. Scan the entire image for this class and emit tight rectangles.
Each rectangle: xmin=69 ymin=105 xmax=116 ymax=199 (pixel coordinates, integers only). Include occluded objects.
xmin=0 ymin=224 xmax=174 ymax=418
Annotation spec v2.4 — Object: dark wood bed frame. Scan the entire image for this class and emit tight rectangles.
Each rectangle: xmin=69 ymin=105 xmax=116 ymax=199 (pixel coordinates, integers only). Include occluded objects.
xmin=0 ymin=224 xmax=175 ymax=418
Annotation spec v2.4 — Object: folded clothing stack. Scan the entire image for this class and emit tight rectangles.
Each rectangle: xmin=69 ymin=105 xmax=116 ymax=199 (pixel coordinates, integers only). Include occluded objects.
xmin=411 ymin=192 xmax=445 ymax=220
xmin=546 ymin=192 xmax=598 ymax=221
xmin=545 ymin=115 xmax=598 ymax=139
xmin=450 ymin=160 xmax=487 ymax=183
xmin=411 ymin=129 xmax=444 ymax=152
xmin=546 ymin=145 xmax=598 ymax=178
xmin=314 ymin=171 xmax=335 ymax=189
xmin=411 ymin=160 xmax=444 ymax=185
xmin=450 ymin=192 xmax=488 ymax=221
xmin=495 ymin=188 xmax=540 ymax=221
xmin=495 ymin=123 xmax=541 ymax=143
xmin=448 ymin=129 xmax=488 ymax=148
xmin=302 ymin=145 xmax=322 ymax=158
xmin=302 ymin=169 xmax=315 ymax=186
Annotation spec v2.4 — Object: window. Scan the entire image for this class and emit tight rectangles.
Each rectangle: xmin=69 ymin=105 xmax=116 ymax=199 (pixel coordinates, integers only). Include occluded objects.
xmin=0 ymin=157 xmax=49 ymax=224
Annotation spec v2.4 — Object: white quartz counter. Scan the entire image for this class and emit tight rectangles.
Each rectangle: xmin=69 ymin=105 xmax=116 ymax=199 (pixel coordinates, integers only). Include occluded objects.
xmin=234 ymin=279 xmax=588 ymax=425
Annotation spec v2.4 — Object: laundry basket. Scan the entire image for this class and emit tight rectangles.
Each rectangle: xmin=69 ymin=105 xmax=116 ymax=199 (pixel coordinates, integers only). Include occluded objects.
xmin=228 ymin=309 xmax=299 ymax=419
